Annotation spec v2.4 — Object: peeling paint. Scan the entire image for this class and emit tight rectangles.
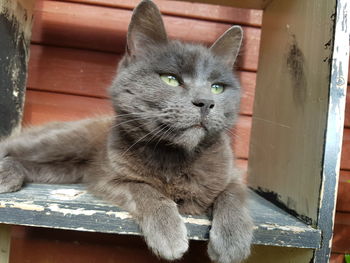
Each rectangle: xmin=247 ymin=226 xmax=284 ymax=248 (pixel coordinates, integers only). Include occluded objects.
xmin=50 ymin=189 xmax=86 ymax=200
xmin=105 ymin=211 xmax=132 ymax=220
xmin=183 ymin=217 xmax=211 ymax=226
xmin=259 ymin=223 xmax=311 ymax=233
xmin=0 ymin=201 xmax=44 ymax=211
xmin=48 ymin=204 xmax=98 ymax=216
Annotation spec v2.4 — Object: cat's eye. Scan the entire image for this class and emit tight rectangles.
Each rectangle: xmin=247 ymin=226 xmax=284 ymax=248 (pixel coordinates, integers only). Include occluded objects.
xmin=160 ymin=74 xmax=180 ymax=87
xmin=211 ymin=83 xmax=224 ymax=94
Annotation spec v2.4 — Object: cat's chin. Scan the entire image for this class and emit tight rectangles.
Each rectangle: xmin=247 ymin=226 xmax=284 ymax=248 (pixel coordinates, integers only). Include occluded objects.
xmin=172 ymin=127 xmax=206 ymax=152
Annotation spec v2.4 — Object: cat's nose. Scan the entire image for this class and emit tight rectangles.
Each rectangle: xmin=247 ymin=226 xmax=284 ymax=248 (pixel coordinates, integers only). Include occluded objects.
xmin=191 ymin=99 xmax=215 ymax=110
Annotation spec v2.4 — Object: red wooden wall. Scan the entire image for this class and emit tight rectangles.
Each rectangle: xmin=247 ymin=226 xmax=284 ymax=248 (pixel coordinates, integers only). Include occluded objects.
xmin=9 ymin=0 xmax=349 ymax=262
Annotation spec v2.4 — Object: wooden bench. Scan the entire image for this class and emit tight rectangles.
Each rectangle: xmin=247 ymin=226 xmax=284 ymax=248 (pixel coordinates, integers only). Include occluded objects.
xmin=0 ymin=0 xmax=349 ymax=262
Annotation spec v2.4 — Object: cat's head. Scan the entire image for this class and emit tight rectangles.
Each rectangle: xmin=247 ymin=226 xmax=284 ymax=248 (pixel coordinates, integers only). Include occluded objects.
xmin=110 ymin=0 xmax=242 ymax=152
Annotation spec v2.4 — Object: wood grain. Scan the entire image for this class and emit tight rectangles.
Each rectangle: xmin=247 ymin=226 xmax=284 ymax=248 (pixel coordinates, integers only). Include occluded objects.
xmin=332 ymin=212 xmax=350 ymax=254
xmin=22 ymin=90 xmax=113 ymax=126
xmin=344 ymin=85 xmax=350 ymax=127
xmin=330 ymin=253 xmax=345 ymax=263
xmin=336 ymin=170 xmax=350 ymax=212
xmin=0 ymin=225 xmax=11 ymax=263
xmin=27 ymin=45 xmax=119 ymax=98
xmin=248 ymin=0 xmax=337 ymax=226
xmin=0 ymin=184 xmax=322 ymax=248
xmin=10 ymin=226 xmax=211 ymax=263
xmin=176 ymin=0 xmax=268 ymax=10
xmin=341 ymin=129 xmax=350 ymax=170
xmin=32 ymin=1 xmax=261 ymax=71
xmin=56 ymin=0 xmax=263 ymax=27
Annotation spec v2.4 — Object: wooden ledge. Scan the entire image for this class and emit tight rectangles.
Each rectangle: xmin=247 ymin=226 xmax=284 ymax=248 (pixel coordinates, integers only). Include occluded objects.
xmin=0 ymin=184 xmax=321 ymax=248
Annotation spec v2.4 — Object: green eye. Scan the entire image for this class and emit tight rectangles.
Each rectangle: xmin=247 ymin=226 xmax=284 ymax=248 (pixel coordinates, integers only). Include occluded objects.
xmin=211 ymin=83 xmax=224 ymax=94
xmin=160 ymin=74 xmax=180 ymax=87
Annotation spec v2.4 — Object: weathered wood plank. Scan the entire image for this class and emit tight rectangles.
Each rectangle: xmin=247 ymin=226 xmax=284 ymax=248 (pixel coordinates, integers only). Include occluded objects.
xmin=0 ymin=184 xmax=321 ymax=248
xmin=22 ymin=90 xmax=113 ymax=126
xmin=314 ymin=0 xmax=349 ymax=261
xmin=336 ymin=170 xmax=350 ymax=212
xmin=341 ymin=129 xmax=350 ymax=170
xmin=58 ymin=0 xmax=263 ymax=27
xmin=345 ymin=84 xmax=350 ymax=127
xmin=332 ymin=212 xmax=350 ymax=254
xmin=31 ymin=1 xmax=261 ymax=71
xmin=177 ymin=0 xmax=269 ymax=10
xmin=248 ymin=0 xmax=339 ymax=226
xmin=330 ymin=253 xmax=345 ymax=263
xmin=246 ymin=246 xmax=313 ymax=263
xmin=248 ymin=0 xmax=348 ymax=261
xmin=0 ymin=224 xmax=11 ymax=263
xmin=0 ymin=0 xmax=35 ymax=137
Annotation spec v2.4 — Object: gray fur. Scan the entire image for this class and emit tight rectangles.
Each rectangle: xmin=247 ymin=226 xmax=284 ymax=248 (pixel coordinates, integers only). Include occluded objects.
xmin=0 ymin=0 xmax=253 ymax=262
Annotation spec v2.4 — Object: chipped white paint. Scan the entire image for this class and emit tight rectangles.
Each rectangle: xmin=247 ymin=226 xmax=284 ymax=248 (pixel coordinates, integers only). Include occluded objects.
xmin=259 ymin=224 xmax=310 ymax=233
xmin=183 ymin=217 xmax=211 ymax=226
xmin=48 ymin=204 xmax=98 ymax=216
xmin=105 ymin=211 xmax=132 ymax=220
xmin=74 ymin=227 xmax=90 ymax=231
xmin=314 ymin=0 xmax=349 ymax=261
xmin=0 ymin=224 xmax=11 ymax=263
xmin=0 ymin=201 xmax=44 ymax=211
xmin=50 ymin=188 xmax=86 ymax=200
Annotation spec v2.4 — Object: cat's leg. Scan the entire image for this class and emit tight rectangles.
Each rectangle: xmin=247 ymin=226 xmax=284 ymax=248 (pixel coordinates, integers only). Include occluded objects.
xmin=0 ymin=119 xmax=110 ymax=193
xmin=0 ymin=156 xmax=26 ymax=193
xmin=208 ymin=179 xmax=253 ymax=263
xmin=90 ymin=182 xmax=188 ymax=260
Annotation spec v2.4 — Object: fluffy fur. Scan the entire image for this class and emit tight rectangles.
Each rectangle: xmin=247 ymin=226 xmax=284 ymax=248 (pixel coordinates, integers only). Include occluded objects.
xmin=0 ymin=1 xmax=253 ymax=262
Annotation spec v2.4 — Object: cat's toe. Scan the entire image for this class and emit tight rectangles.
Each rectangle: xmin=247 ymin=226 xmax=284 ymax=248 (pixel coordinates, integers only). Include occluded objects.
xmin=150 ymin=232 xmax=188 ymax=261
xmin=0 ymin=157 xmax=24 ymax=193
xmin=208 ymin=220 xmax=253 ymax=263
xmin=141 ymin=204 xmax=189 ymax=260
xmin=145 ymin=218 xmax=188 ymax=260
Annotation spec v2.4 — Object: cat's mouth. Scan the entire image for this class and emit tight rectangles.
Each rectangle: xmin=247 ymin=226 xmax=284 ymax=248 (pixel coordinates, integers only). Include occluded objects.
xmin=191 ymin=123 xmax=207 ymax=131
xmin=159 ymin=122 xmax=208 ymax=134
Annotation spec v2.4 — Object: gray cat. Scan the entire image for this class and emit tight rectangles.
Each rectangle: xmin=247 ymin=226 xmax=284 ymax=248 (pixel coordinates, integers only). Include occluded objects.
xmin=0 ymin=1 xmax=253 ymax=262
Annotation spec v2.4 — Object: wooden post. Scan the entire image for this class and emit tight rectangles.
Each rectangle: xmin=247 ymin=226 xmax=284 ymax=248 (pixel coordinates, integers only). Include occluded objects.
xmin=0 ymin=225 xmax=11 ymax=263
xmin=0 ymin=0 xmax=35 ymax=262
xmin=0 ymin=0 xmax=35 ymax=137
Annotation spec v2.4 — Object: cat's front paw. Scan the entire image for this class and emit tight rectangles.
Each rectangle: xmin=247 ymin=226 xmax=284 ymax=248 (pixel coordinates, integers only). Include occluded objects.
xmin=141 ymin=203 xmax=188 ymax=260
xmin=208 ymin=211 xmax=253 ymax=263
xmin=0 ymin=157 xmax=24 ymax=193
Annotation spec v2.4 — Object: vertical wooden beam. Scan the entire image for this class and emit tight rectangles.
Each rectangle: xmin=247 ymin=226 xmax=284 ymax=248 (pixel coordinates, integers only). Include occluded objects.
xmin=314 ymin=0 xmax=349 ymax=261
xmin=0 ymin=1 xmax=35 ymax=261
xmin=0 ymin=225 xmax=11 ymax=263
xmin=0 ymin=0 xmax=35 ymax=137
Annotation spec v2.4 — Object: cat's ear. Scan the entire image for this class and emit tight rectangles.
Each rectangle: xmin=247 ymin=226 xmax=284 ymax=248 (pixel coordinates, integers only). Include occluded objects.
xmin=210 ymin=26 xmax=243 ymax=68
xmin=126 ymin=0 xmax=168 ymax=57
